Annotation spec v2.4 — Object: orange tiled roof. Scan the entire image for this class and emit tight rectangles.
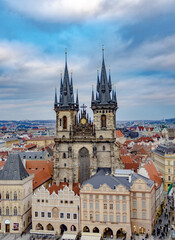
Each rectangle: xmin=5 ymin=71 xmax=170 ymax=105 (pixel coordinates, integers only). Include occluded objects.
xmin=28 ymin=136 xmax=54 ymax=141
xmin=25 ymin=144 xmax=37 ymax=149
xmin=116 ymin=130 xmax=124 ymax=138
xmin=33 ymin=169 xmax=51 ymax=189
xmin=120 ymin=146 xmax=128 ymax=155
xmin=124 ymin=162 xmax=139 ymax=173
xmin=121 ymin=156 xmax=133 ymax=164
xmin=0 ymin=161 xmax=5 ymax=169
xmin=144 ymin=160 xmax=162 ymax=187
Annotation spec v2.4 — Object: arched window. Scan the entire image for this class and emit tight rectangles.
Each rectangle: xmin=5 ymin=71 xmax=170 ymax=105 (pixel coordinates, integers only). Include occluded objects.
xmin=63 ymin=116 xmax=67 ymax=129
xmin=6 ymin=192 xmax=9 ymax=200
xmin=60 ymin=119 xmax=62 ymax=126
xmin=63 ymin=153 xmax=66 ymax=159
xmin=14 ymin=207 xmax=17 ymax=216
xmin=14 ymin=191 xmax=17 ymax=200
xmin=101 ymin=115 xmax=106 ymax=128
xmin=6 ymin=207 xmax=9 ymax=216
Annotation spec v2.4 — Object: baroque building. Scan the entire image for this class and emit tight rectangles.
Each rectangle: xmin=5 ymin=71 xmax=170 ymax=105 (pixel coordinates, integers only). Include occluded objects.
xmin=53 ymin=50 xmax=122 ymax=185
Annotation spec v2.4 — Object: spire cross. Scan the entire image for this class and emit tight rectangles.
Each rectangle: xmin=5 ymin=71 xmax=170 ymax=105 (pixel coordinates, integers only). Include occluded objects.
xmin=80 ymin=104 xmax=87 ymax=112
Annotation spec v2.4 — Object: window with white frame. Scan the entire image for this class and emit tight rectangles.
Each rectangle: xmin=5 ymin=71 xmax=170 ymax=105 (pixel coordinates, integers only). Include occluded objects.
xmin=122 ymin=204 xmax=126 ymax=211
xmin=142 ymin=201 xmax=146 ymax=208
xmin=116 ymin=195 xmax=120 ymax=200
xmin=110 ymin=215 xmax=113 ymax=222
xmin=60 ymin=213 xmax=64 ymax=218
xmin=48 ymin=212 xmax=51 ymax=218
xmin=41 ymin=212 xmax=45 ymax=218
xmin=133 ymin=211 xmax=137 ymax=218
xmin=83 ymin=202 xmax=87 ymax=209
xmin=95 ymin=202 xmax=99 ymax=209
xmin=96 ymin=214 xmax=99 ymax=221
xmin=116 ymin=203 xmax=120 ymax=211
xmin=133 ymin=200 xmax=136 ymax=208
xmin=73 ymin=214 xmax=77 ymax=219
xmin=35 ymin=211 xmax=38 ymax=217
xmin=142 ymin=212 xmax=146 ymax=219
xmin=116 ymin=215 xmax=120 ymax=222
xmin=123 ymin=215 xmax=127 ymax=222
xmin=67 ymin=213 xmax=70 ymax=219
xmin=90 ymin=202 xmax=93 ymax=209
xmin=104 ymin=214 xmax=107 ymax=222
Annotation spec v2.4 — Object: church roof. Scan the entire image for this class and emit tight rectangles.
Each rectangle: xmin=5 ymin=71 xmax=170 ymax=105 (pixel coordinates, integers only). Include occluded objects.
xmin=0 ymin=153 xmax=29 ymax=180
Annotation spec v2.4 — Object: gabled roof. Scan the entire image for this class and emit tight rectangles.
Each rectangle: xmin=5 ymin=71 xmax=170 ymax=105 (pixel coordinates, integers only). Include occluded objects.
xmin=116 ymin=130 xmax=124 ymax=138
xmin=0 ymin=153 xmax=29 ymax=180
xmin=48 ymin=182 xmax=80 ymax=195
xmin=144 ymin=160 xmax=162 ymax=186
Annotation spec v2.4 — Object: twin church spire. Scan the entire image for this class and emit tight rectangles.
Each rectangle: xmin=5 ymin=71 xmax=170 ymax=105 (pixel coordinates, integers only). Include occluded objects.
xmin=54 ymin=49 xmax=117 ymax=111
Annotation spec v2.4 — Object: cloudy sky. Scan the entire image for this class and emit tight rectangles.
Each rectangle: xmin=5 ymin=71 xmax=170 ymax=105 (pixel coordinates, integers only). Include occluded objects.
xmin=0 ymin=0 xmax=175 ymax=121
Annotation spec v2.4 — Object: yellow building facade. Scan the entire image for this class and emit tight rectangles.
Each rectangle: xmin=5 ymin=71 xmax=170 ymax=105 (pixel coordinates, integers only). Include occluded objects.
xmin=153 ymin=143 xmax=175 ymax=191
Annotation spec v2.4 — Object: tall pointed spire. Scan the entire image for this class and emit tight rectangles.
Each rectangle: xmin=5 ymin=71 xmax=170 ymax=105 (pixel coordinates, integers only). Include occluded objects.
xmin=76 ymin=89 xmax=79 ymax=106
xmin=55 ymin=49 xmax=78 ymax=111
xmin=91 ymin=85 xmax=94 ymax=102
xmin=91 ymin=49 xmax=117 ymax=110
xmin=109 ymin=67 xmax=112 ymax=92
xmin=54 ymin=88 xmax=58 ymax=108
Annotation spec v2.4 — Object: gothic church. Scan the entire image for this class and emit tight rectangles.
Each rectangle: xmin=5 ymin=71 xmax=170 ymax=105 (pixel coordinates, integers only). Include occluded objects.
xmin=53 ymin=50 xmax=122 ymax=185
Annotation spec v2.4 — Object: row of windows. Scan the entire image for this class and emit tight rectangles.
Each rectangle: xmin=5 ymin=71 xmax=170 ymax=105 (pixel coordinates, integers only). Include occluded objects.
xmin=133 ymin=201 xmax=146 ymax=208
xmin=0 ymin=192 xmax=17 ymax=200
xmin=167 ymin=161 xmax=175 ymax=166
xmin=133 ymin=211 xmax=146 ymax=219
xmin=37 ymin=199 xmax=74 ymax=204
xmin=84 ymin=202 xmax=127 ymax=211
xmin=0 ymin=207 xmax=18 ymax=216
xmin=60 ymin=115 xmax=108 ymax=129
xmin=35 ymin=211 xmax=77 ymax=220
xmin=89 ymin=214 xmax=127 ymax=223
xmin=85 ymin=195 xmax=127 ymax=200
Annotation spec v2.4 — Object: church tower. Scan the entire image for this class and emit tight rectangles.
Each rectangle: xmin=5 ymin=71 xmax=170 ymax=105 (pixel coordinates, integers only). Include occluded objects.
xmin=54 ymin=51 xmax=79 ymax=184
xmin=91 ymin=48 xmax=117 ymax=139
xmin=54 ymin=50 xmax=122 ymax=186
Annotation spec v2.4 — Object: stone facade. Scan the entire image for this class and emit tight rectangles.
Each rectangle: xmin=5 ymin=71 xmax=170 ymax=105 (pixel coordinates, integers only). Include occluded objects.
xmin=31 ymin=185 xmax=80 ymax=235
xmin=54 ymin=52 xmax=122 ymax=185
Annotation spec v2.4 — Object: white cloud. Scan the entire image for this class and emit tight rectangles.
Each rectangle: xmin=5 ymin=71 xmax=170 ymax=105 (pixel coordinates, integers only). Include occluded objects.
xmin=3 ymin=0 xmax=175 ymax=23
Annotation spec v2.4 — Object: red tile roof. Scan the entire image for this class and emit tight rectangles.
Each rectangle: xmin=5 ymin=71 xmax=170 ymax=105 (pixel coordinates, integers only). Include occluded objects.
xmin=144 ymin=160 xmax=162 ymax=187
xmin=116 ymin=130 xmax=124 ymax=138
xmin=0 ymin=161 xmax=6 ymax=169
xmin=124 ymin=162 xmax=139 ymax=173
xmin=121 ymin=156 xmax=133 ymax=164
xmin=26 ymin=160 xmax=53 ymax=190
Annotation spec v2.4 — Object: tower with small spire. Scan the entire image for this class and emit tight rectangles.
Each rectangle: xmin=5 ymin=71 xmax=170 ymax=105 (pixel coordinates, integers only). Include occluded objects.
xmin=54 ymin=50 xmax=79 ymax=139
xmin=91 ymin=47 xmax=118 ymax=139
